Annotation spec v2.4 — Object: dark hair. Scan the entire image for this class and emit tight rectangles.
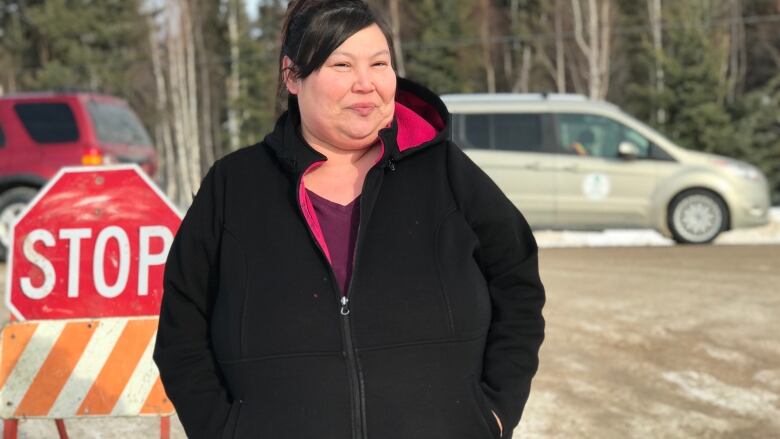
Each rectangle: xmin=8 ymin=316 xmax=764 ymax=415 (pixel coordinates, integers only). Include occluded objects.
xmin=278 ymin=0 xmax=394 ymax=109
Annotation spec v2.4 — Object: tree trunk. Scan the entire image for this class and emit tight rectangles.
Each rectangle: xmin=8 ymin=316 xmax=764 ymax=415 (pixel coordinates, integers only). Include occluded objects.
xmin=555 ymin=0 xmax=567 ymax=93
xmin=227 ymin=0 xmax=241 ymax=152
xmin=181 ymin=0 xmax=202 ymax=192
xmin=512 ymin=46 xmax=533 ymax=93
xmin=571 ymin=0 xmax=611 ymax=99
xmin=479 ymin=0 xmax=496 ymax=93
xmin=726 ymin=0 xmax=746 ymax=103
xmin=648 ymin=0 xmax=666 ymax=124
xmin=536 ymin=45 xmax=559 ymax=90
xmin=168 ymin=0 xmax=195 ymax=207
xmin=388 ymin=0 xmax=406 ymax=77
xmin=148 ymin=11 xmax=177 ymax=201
xmin=507 ymin=0 xmax=519 ymax=83
xmin=191 ymin=0 xmax=215 ymax=168
xmin=598 ymin=0 xmax=611 ymax=99
xmin=503 ymin=44 xmax=514 ymax=84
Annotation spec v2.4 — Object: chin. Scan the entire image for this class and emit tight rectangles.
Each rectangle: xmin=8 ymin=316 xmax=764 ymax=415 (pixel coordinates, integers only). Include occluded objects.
xmin=342 ymin=127 xmax=382 ymax=145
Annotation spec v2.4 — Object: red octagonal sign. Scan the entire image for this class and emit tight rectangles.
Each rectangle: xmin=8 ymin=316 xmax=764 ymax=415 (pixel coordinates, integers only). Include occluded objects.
xmin=5 ymin=166 xmax=182 ymax=320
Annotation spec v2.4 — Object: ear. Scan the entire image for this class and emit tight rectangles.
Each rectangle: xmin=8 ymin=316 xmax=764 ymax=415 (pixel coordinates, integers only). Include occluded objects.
xmin=282 ymin=56 xmax=300 ymax=95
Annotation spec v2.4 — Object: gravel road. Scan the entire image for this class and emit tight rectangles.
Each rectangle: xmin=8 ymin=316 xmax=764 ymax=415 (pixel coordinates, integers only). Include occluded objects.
xmin=520 ymin=244 xmax=780 ymax=438
xmin=1 ymin=244 xmax=778 ymax=438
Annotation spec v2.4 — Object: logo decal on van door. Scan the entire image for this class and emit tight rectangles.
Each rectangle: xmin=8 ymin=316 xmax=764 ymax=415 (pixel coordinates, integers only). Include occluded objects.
xmin=582 ymin=173 xmax=611 ymax=200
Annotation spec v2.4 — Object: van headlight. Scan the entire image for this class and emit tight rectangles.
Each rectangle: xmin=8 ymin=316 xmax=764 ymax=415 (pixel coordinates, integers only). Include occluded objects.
xmin=720 ymin=161 xmax=763 ymax=181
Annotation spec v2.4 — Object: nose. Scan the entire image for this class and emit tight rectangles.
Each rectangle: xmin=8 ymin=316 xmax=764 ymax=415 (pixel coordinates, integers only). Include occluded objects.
xmin=352 ymin=67 xmax=375 ymax=93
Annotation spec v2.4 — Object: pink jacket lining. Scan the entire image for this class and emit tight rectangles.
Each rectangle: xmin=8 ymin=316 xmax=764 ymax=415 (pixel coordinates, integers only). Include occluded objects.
xmin=298 ymin=102 xmax=438 ymax=266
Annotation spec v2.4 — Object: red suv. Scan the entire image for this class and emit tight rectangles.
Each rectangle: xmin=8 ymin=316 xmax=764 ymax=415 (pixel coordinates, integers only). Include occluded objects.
xmin=0 ymin=92 xmax=158 ymax=260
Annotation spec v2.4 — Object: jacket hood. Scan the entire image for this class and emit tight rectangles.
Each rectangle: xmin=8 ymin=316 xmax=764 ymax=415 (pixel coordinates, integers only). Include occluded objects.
xmin=264 ymin=77 xmax=450 ymax=174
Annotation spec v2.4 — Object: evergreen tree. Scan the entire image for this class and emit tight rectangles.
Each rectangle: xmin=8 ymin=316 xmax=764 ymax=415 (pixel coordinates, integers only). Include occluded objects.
xmin=0 ymin=0 xmax=153 ymax=128
xmin=731 ymin=76 xmax=780 ymax=203
xmin=661 ymin=15 xmax=736 ymax=155
xmin=239 ymin=0 xmax=285 ymax=144
xmin=404 ymin=0 xmax=480 ymax=93
xmin=6 ymin=0 xmax=150 ymax=92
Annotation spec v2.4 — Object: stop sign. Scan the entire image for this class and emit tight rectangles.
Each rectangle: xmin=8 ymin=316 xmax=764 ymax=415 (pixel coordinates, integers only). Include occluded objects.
xmin=4 ymin=166 xmax=182 ymax=321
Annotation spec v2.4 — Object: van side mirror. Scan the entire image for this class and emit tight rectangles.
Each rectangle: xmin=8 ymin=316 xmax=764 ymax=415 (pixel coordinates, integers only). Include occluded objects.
xmin=618 ymin=141 xmax=640 ymax=160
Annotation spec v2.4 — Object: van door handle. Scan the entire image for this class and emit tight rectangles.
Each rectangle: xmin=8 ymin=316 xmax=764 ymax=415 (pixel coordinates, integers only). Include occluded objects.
xmin=525 ymin=162 xmax=541 ymax=170
xmin=561 ymin=164 xmax=579 ymax=172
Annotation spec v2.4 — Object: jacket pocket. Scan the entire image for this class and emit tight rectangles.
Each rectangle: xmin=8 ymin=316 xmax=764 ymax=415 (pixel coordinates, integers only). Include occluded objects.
xmin=468 ymin=377 xmax=501 ymax=439
xmin=220 ymin=399 xmax=243 ymax=439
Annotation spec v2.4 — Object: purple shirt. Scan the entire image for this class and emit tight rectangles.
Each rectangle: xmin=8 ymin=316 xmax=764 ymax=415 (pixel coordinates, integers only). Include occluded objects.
xmin=307 ymin=190 xmax=361 ymax=294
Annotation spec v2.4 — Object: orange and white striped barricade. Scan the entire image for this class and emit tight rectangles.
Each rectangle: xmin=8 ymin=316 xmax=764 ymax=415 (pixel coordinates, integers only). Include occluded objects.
xmin=2 ymin=166 xmax=182 ymax=438
xmin=0 ymin=318 xmax=173 ymax=438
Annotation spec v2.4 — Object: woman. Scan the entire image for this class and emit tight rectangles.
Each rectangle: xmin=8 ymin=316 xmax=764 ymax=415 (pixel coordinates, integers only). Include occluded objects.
xmin=153 ymin=1 xmax=545 ymax=438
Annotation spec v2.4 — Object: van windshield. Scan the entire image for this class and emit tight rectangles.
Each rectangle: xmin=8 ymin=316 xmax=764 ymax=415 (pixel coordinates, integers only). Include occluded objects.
xmin=88 ymin=101 xmax=152 ymax=146
xmin=619 ymin=110 xmax=677 ymax=147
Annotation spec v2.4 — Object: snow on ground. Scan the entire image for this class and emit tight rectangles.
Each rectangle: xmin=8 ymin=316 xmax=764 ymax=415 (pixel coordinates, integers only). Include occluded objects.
xmin=535 ymin=207 xmax=780 ymax=248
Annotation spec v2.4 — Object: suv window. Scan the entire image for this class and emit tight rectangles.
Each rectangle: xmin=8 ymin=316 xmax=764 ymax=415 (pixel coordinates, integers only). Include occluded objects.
xmin=454 ymin=113 xmax=544 ymax=152
xmin=15 ymin=103 xmax=80 ymax=143
xmin=87 ymin=101 xmax=152 ymax=146
xmin=557 ymin=114 xmax=651 ymax=159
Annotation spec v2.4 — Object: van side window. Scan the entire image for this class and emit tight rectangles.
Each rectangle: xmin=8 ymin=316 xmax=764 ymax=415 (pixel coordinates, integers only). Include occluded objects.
xmin=462 ymin=114 xmax=490 ymax=149
xmin=455 ymin=113 xmax=544 ymax=152
xmin=0 ymin=125 xmax=5 ymax=148
xmin=14 ymin=103 xmax=80 ymax=144
xmin=558 ymin=114 xmax=650 ymax=159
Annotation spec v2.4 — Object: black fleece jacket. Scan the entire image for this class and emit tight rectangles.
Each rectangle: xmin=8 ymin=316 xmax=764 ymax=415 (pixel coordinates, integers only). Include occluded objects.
xmin=153 ymin=78 xmax=545 ymax=439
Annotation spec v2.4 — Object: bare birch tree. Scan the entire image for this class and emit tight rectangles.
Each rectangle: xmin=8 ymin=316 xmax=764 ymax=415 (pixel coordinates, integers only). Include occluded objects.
xmin=726 ymin=0 xmax=746 ymax=103
xmin=479 ymin=0 xmax=496 ymax=93
xmin=181 ymin=0 xmax=202 ymax=193
xmin=648 ymin=0 xmax=666 ymax=123
xmin=147 ymin=10 xmax=177 ymax=200
xmin=571 ymin=0 xmax=612 ymax=99
xmin=146 ymin=0 xmax=204 ymax=206
xmin=191 ymin=0 xmax=215 ymax=167
xmin=167 ymin=2 xmax=194 ymax=205
xmin=388 ymin=0 xmax=406 ymax=77
xmin=533 ymin=1 xmax=567 ymax=93
xmin=508 ymin=0 xmax=533 ymax=93
xmin=555 ymin=0 xmax=567 ymax=93
xmin=227 ymin=0 xmax=242 ymax=152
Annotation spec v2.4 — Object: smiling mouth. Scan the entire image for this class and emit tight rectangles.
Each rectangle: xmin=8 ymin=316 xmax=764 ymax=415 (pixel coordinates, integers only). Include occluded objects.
xmin=348 ymin=105 xmax=376 ymax=116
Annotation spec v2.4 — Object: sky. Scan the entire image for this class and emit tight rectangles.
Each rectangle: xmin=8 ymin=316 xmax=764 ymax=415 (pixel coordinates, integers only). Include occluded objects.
xmin=245 ymin=0 xmax=261 ymax=20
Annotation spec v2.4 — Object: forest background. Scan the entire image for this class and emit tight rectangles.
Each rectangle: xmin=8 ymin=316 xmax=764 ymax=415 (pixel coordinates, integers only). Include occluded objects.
xmin=1 ymin=0 xmax=779 ymax=207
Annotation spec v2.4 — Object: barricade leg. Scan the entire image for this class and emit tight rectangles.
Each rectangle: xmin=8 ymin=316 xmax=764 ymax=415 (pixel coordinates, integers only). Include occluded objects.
xmin=160 ymin=416 xmax=170 ymax=439
xmin=3 ymin=419 xmax=18 ymax=439
xmin=55 ymin=419 xmax=68 ymax=439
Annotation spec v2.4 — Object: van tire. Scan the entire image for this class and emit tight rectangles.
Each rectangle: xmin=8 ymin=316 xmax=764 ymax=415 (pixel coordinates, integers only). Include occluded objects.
xmin=668 ymin=189 xmax=728 ymax=245
xmin=0 ymin=187 xmax=38 ymax=261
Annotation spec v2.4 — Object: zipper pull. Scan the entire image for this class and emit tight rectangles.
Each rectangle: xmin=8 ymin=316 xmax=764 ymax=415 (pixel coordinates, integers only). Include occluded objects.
xmin=388 ymin=159 xmax=396 ymax=171
xmin=340 ymin=296 xmax=350 ymax=316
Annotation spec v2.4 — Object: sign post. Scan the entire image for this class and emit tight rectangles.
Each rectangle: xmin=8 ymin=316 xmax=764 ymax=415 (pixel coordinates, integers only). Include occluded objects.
xmin=1 ymin=166 xmax=181 ymax=438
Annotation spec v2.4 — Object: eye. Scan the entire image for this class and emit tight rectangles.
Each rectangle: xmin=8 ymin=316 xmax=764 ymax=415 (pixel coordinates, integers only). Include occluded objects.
xmin=373 ymin=61 xmax=389 ymax=68
xmin=332 ymin=62 xmax=350 ymax=69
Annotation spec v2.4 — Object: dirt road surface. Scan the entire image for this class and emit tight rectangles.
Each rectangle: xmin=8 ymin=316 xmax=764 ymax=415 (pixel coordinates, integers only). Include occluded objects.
xmin=521 ymin=244 xmax=780 ymax=438
xmin=1 ymin=244 xmax=778 ymax=438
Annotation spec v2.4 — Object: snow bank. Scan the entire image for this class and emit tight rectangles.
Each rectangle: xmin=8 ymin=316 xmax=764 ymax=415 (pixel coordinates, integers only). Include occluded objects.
xmin=535 ymin=207 xmax=780 ymax=248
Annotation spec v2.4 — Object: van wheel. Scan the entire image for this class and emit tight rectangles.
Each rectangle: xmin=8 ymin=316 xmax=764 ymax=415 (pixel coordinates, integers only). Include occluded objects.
xmin=0 ymin=187 xmax=38 ymax=261
xmin=668 ymin=189 xmax=728 ymax=244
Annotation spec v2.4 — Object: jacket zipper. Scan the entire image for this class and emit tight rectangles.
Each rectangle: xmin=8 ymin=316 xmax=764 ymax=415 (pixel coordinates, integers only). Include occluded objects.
xmin=296 ymin=164 xmax=372 ymax=439
xmin=339 ymin=295 xmax=363 ymax=439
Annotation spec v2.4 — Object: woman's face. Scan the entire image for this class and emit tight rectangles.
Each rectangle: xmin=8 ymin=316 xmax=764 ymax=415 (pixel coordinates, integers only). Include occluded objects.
xmin=286 ymin=24 xmax=397 ymax=152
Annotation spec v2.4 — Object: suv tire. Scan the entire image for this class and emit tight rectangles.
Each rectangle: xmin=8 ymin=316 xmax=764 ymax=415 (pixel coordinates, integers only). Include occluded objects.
xmin=668 ymin=189 xmax=729 ymax=244
xmin=0 ymin=187 xmax=38 ymax=261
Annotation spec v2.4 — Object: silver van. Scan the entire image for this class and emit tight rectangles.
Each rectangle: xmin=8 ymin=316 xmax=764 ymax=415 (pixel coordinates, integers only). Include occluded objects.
xmin=442 ymin=94 xmax=771 ymax=244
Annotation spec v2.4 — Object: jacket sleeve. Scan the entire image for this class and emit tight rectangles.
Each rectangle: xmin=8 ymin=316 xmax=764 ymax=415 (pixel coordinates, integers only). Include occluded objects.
xmin=153 ymin=160 xmax=233 ymax=439
xmin=446 ymin=143 xmax=546 ymax=436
